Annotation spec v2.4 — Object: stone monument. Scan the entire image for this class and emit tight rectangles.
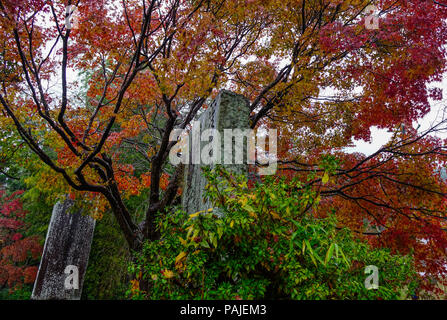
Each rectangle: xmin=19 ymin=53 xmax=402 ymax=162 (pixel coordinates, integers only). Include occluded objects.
xmin=31 ymin=199 xmax=95 ymax=300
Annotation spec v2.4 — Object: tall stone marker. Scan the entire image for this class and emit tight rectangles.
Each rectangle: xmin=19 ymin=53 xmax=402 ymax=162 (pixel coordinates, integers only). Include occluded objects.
xmin=181 ymin=90 xmax=251 ymax=215
xmin=31 ymin=199 xmax=95 ymax=300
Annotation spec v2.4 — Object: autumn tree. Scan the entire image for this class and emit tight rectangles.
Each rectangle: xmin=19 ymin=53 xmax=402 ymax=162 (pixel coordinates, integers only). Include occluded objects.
xmin=0 ymin=189 xmax=42 ymax=293
xmin=1 ymin=0 xmax=447 ymax=294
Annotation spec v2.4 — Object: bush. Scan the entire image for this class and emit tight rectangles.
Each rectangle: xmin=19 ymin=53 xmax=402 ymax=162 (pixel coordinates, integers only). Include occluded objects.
xmin=0 ymin=190 xmax=42 ymax=298
xmin=129 ymin=166 xmax=418 ymax=299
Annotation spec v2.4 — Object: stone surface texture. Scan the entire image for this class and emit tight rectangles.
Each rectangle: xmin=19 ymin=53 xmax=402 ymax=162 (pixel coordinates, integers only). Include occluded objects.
xmin=31 ymin=199 xmax=95 ymax=300
xmin=182 ymin=90 xmax=250 ymax=215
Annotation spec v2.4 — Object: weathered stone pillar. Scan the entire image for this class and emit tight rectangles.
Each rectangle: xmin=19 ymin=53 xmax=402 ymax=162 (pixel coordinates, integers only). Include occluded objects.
xmin=31 ymin=199 xmax=95 ymax=300
xmin=181 ymin=90 xmax=251 ymax=215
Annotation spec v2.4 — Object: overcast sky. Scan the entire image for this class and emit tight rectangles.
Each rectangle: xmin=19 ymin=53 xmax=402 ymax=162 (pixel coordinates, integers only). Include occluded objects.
xmin=344 ymin=75 xmax=447 ymax=156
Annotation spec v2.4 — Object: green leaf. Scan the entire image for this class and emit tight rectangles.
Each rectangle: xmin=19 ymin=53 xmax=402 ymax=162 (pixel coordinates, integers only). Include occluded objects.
xmin=338 ymin=246 xmax=350 ymax=267
xmin=210 ymin=233 xmax=217 ymax=248
xmin=243 ymin=204 xmax=255 ymax=213
xmin=325 ymin=243 xmax=335 ymax=265
xmin=305 ymin=240 xmax=323 ymax=266
xmin=201 ymin=241 xmax=210 ymax=248
xmin=217 ymin=226 xmax=223 ymax=239
xmin=334 ymin=243 xmax=339 ymax=259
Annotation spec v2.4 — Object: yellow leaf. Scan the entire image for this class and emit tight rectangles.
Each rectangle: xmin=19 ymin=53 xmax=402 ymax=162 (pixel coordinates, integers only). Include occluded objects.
xmin=243 ymin=204 xmax=256 ymax=218
xmin=238 ymin=181 xmax=247 ymax=188
xmin=189 ymin=212 xmax=200 ymax=218
xmin=238 ymin=197 xmax=248 ymax=206
xmin=175 ymin=251 xmax=187 ymax=264
xmin=269 ymin=211 xmax=281 ymax=220
xmin=163 ymin=270 xmax=175 ymax=278
xmin=248 ymin=211 xmax=258 ymax=219
xmin=179 ymin=237 xmax=187 ymax=246
xmin=130 ymin=279 xmax=139 ymax=291
xmin=322 ymin=172 xmax=329 ymax=184
xmin=230 ymin=220 xmax=234 ymax=228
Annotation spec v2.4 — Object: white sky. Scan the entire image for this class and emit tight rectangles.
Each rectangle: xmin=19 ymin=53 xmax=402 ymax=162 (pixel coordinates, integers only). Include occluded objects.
xmin=345 ymin=75 xmax=447 ymax=155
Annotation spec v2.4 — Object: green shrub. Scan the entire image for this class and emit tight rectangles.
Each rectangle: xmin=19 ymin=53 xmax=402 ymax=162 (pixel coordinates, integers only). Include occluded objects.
xmin=0 ymin=286 xmax=33 ymax=300
xmin=129 ymin=166 xmax=418 ymax=300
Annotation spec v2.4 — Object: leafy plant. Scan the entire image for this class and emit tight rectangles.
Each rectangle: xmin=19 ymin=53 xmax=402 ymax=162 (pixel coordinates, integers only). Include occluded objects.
xmin=0 ymin=190 xmax=42 ymax=297
xmin=129 ymin=166 xmax=417 ymax=299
